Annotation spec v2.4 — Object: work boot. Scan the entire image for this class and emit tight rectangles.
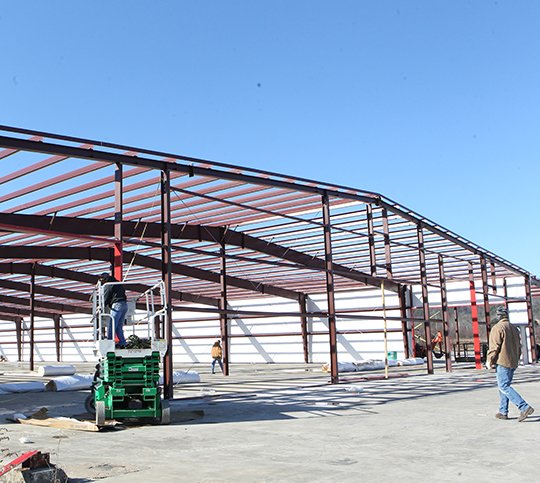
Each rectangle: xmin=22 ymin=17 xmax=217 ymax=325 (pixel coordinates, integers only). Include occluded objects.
xmin=495 ymin=413 xmax=508 ymax=420
xmin=518 ymin=406 xmax=534 ymax=422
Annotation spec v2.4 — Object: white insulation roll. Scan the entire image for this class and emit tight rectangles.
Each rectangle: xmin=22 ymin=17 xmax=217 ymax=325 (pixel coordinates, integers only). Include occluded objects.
xmin=0 ymin=381 xmax=45 ymax=394
xmin=45 ymin=374 xmax=94 ymax=392
xmin=159 ymin=371 xmax=200 ymax=385
xmin=37 ymin=365 xmax=77 ymax=377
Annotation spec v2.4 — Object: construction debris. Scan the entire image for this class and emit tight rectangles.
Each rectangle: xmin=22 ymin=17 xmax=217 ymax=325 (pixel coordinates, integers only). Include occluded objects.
xmin=13 ymin=407 xmax=118 ymax=432
xmin=0 ymin=450 xmax=68 ymax=482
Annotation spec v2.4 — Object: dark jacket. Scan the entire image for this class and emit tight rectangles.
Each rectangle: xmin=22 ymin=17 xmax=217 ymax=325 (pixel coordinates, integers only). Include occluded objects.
xmin=102 ymin=276 xmax=127 ymax=308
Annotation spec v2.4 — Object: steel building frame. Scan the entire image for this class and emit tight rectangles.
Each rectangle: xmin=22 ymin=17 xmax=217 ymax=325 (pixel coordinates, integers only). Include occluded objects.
xmin=0 ymin=125 xmax=538 ymax=396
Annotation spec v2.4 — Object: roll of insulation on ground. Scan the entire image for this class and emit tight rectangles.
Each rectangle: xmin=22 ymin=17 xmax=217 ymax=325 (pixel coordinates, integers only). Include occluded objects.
xmin=37 ymin=365 xmax=76 ymax=377
xmin=45 ymin=374 xmax=93 ymax=391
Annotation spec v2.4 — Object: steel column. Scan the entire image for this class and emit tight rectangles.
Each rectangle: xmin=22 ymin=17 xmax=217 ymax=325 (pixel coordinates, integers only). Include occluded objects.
xmin=53 ymin=315 xmax=61 ymax=362
xmin=417 ymin=225 xmax=433 ymax=374
xmin=161 ymin=169 xmax=174 ymax=399
xmin=398 ymin=286 xmax=410 ymax=358
xmin=366 ymin=204 xmax=377 ymax=276
xmin=219 ymin=235 xmax=230 ymax=376
xmin=15 ymin=317 xmax=22 ymax=362
xmin=381 ymin=208 xmax=393 ymax=278
xmin=114 ymin=163 xmax=123 ymax=281
xmin=454 ymin=307 xmax=460 ymax=347
xmin=299 ymin=294 xmax=309 ymax=363
xmin=490 ymin=262 xmax=497 ymax=295
xmin=29 ymin=263 xmax=36 ymax=371
xmin=468 ymin=262 xmax=482 ymax=369
xmin=322 ymin=193 xmax=339 ymax=383
xmin=525 ymin=275 xmax=537 ymax=362
xmin=480 ymin=257 xmax=492 ymax=337
xmin=438 ymin=255 xmax=452 ymax=372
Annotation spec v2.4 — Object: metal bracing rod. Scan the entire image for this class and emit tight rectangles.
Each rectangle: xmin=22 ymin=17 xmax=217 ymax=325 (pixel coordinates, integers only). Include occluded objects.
xmin=322 ymin=192 xmax=339 ymax=384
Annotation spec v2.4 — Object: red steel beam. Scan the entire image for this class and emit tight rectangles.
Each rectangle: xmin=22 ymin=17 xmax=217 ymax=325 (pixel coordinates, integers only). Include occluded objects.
xmin=468 ymin=262 xmax=482 ymax=369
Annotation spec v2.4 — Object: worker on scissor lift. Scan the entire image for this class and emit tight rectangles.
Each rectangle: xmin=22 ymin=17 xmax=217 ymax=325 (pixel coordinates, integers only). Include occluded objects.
xmin=98 ymin=272 xmax=128 ymax=349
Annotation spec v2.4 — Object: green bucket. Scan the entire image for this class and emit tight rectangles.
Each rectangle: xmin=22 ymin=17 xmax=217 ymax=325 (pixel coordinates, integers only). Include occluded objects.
xmin=387 ymin=351 xmax=397 ymax=360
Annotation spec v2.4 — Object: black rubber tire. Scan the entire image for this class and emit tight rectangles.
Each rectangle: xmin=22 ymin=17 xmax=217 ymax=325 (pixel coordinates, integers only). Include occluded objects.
xmin=84 ymin=394 xmax=96 ymax=414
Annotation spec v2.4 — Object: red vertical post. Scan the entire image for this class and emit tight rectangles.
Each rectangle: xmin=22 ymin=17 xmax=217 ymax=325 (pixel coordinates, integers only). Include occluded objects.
xmin=161 ymin=169 xmax=173 ymax=398
xmin=417 ymin=225 xmax=433 ymax=374
xmin=114 ymin=164 xmax=123 ymax=281
xmin=469 ymin=262 xmax=482 ymax=369
xmin=299 ymin=294 xmax=309 ymax=363
xmin=219 ymin=235 xmax=230 ymax=376
xmin=438 ymin=255 xmax=452 ymax=372
xmin=322 ymin=192 xmax=339 ymax=384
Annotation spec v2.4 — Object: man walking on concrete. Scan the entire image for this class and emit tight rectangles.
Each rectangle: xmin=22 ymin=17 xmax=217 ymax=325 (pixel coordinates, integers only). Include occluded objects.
xmin=486 ymin=306 xmax=534 ymax=421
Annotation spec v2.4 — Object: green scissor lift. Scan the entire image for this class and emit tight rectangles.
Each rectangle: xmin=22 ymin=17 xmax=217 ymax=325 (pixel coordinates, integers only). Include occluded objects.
xmin=88 ymin=281 xmax=171 ymax=426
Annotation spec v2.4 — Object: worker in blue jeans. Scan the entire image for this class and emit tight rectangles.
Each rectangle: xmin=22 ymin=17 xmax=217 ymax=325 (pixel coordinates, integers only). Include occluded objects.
xmin=486 ymin=306 xmax=534 ymax=421
xmin=211 ymin=341 xmax=224 ymax=374
xmin=99 ymin=272 xmax=128 ymax=348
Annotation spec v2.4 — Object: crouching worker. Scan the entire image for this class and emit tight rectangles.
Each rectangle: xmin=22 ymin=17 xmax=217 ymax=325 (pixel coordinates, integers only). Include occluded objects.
xmin=98 ymin=272 xmax=128 ymax=349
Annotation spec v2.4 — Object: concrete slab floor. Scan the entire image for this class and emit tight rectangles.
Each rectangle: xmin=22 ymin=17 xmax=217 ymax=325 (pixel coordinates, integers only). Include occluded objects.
xmin=1 ymin=362 xmax=539 ymax=482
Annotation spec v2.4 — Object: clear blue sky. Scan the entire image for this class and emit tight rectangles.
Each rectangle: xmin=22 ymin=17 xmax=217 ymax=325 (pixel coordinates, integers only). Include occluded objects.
xmin=2 ymin=1 xmax=540 ymax=275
